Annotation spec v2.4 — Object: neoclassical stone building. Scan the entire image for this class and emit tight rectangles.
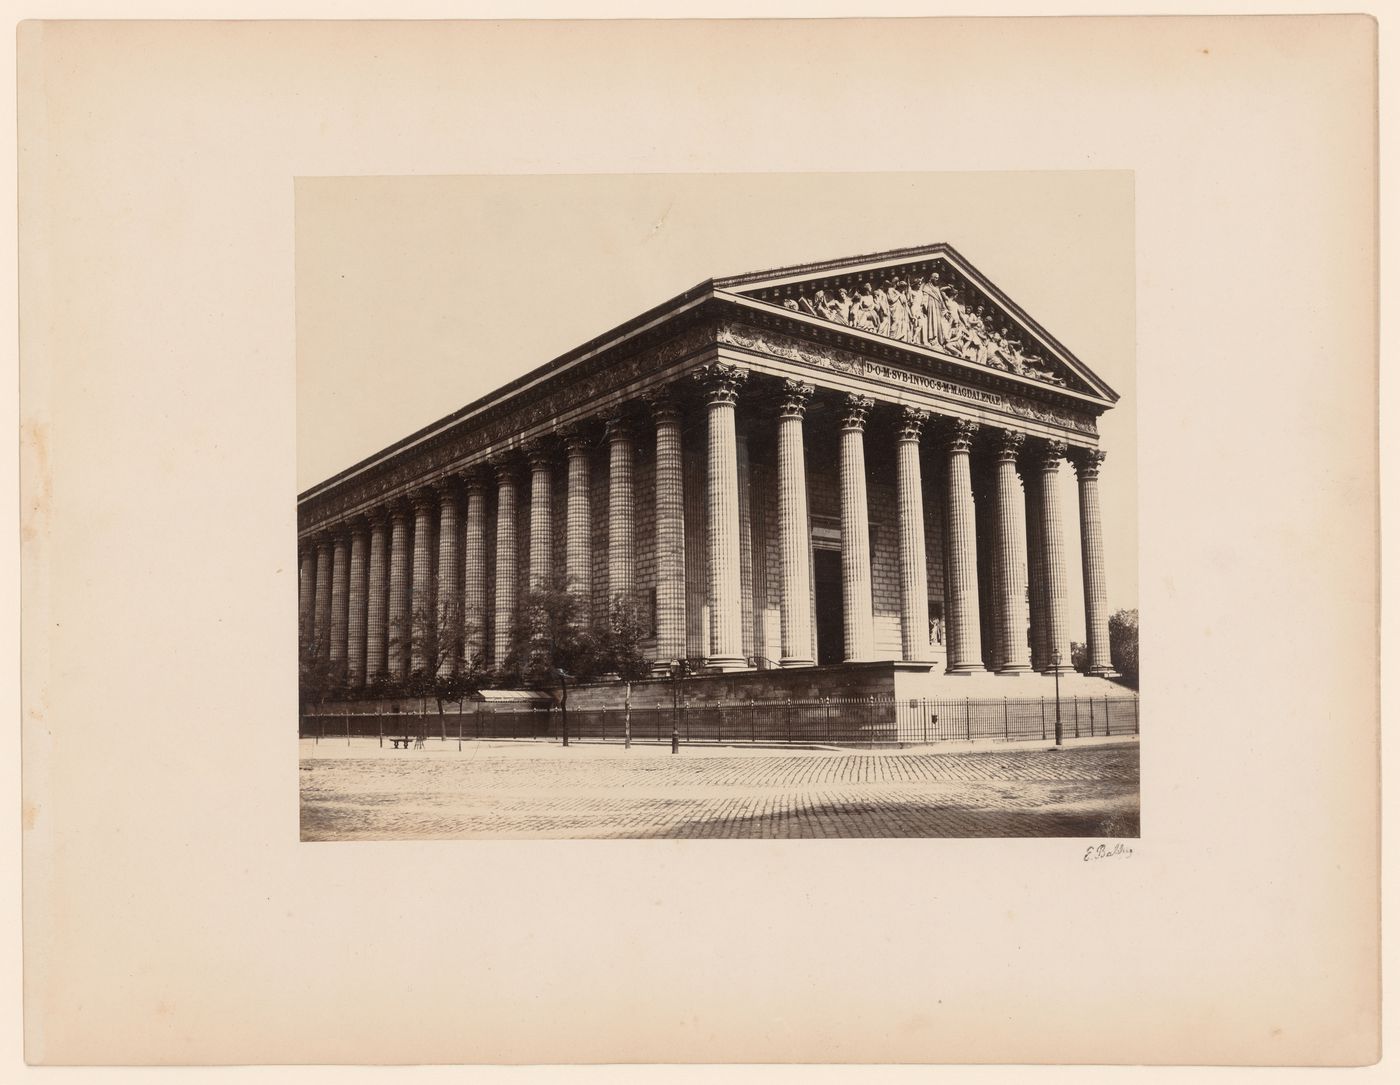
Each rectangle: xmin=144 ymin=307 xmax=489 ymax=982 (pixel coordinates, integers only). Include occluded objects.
xmin=297 ymin=244 xmax=1121 ymax=704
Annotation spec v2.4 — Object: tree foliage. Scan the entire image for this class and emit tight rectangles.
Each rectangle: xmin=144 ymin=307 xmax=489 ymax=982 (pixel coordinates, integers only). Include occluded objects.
xmin=502 ymin=574 xmax=601 ymax=689
xmin=1108 ymin=608 xmax=1139 ymax=686
xmin=596 ymin=593 xmax=653 ymax=683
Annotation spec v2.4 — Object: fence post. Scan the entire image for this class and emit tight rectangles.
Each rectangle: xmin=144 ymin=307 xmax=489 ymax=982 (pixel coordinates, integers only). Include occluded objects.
xmin=378 ymin=711 xmax=383 ymax=748
xmin=922 ymin=700 xmax=929 ymax=744
xmin=1074 ymin=696 xmax=1081 ymax=739
xmin=1134 ymin=696 xmax=1139 ymax=735
xmin=1105 ymin=694 xmax=1111 ymax=737
xmin=457 ymin=702 xmax=463 ymax=751
xmin=1040 ymin=698 xmax=1046 ymax=741
xmin=1002 ymin=698 xmax=1009 ymax=741
xmin=318 ymin=713 xmax=323 ymax=744
xmin=750 ymin=699 xmax=756 ymax=743
xmin=345 ymin=711 xmax=350 ymax=746
xmin=965 ymin=698 xmax=972 ymax=742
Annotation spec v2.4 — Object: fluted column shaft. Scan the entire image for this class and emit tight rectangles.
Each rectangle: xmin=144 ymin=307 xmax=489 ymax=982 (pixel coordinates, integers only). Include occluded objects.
xmin=347 ymin=523 xmax=369 ymax=687
xmin=896 ymin=408 xmax=932 ymax=662
xmin=1021 ymin=467 xmax=1047 ymax=671
xmin=992 ymin=431 xmax=1032 ymax=674
xmin=493 ymin=465 xmax=519 ymax=667
xmin=366 ymin=515 xmax=389 ymax=682
xmin=387 ymin=505 xmax=411 ymax=680
xmin=329 ymin=533 xmax=350 ymax=670
xmin=777 ymin=382 xmax=815 ymax=668
xmin=697 ymin=364 xmax=748 ymax=670
xmin=409 ymin=493 xmax=435 ymax=675
xmin=944 ymin=420 xmax=985 ymax=674
xmin=1036 ymin=441 xmax=1073 ymax=674
xmin=1074 ymin=449 xmax=1113 ymax=675
xmin=564 ymin=433 xmax=592 ymax=601
xmin=436 ymin=487 xmax=461 ymax=677
xmin=298 ymin=548 xmax=315 ymax=648
xmin=462 ymin=476 xmax=488 ymax=665
xmin=607 ymin=419 xmax=635 ymax=604
xmin=524 ymin=447 xmax=552 ymax=592
xmin=313 ymin=539 xmax=333 ymax=659
xmin=652 ymin=399 xmax=687 ymax=667
xmin=839 ymin=395 xmax=876 ymax=662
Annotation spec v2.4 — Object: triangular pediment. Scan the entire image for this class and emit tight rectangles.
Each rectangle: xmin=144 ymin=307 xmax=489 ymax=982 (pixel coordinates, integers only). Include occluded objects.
xmin=714 ymin=244 xmax=1118 ymax=402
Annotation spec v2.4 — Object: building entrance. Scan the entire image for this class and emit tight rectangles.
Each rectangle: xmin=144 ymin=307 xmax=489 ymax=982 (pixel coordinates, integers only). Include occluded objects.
xmin=813 ymin=548 xmax=845 ymax=665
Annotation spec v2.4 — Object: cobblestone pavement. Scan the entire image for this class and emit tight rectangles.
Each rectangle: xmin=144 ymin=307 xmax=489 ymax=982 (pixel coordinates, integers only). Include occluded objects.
xmin=300 ymin=738 xmax=1139 ymax=840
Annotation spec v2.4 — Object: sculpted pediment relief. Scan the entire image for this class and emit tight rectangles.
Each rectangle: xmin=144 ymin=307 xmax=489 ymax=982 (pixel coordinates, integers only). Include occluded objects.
xmin=719 ymin=247 xmax=1112 ymax=400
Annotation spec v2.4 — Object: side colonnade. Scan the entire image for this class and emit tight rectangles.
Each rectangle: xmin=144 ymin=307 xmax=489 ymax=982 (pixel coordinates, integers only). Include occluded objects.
xmin=296 ymin=365 xmax=1114 ymax=689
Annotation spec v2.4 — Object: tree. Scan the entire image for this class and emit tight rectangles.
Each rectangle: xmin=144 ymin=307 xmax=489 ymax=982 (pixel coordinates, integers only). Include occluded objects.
xmin=502 ymin=574 xmax=600 ymax=688
xmin=298 ymin=626 xmax=344 ymax=713
xmin=406 ymin=592 xmax=488 ymax=738
xmin=1108 ymin=608 xmax=1139 ymax=687
xmin=596 ymin=593 xmax=653 ymax=682
xmin=1070 ymin=641 xmax=1089 ymax=674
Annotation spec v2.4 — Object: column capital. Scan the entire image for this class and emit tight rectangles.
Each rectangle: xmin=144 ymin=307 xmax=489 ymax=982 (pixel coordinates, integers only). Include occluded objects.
xmin=346 ymin=513 xmax=371 ymax=537
xmin=841 ymin=394 xmax=875 ymax=431
xmin=896 ymin=406 xmax=929 ymax=442
xmin=943 ymin=417 xmax=979 ymax=453
xmin=994 ymin=428 xmax=1027 ymax=462
xmin=366 ymin=506 xmax=392 ymax=529
xmin=693 ymin=362 xmax=748 ymax=405
xmin=645 ymin=389 xmax=684 ymax=425
xmin=523 ymin=437 xmax=555 ymax=468
xmin=460 ymin=466 xmax=491 ymax=494
xmin=1070 ymin=446 xmax=1107 ymax=479
xmin=777 ymin=380 xmax=815 ymax=419
xmin=409 ymin=486 xmax=437 ymax=513
xmin=558 ymin=423 xmax=595 ymax=454
xmin=604 ymin=414 xmax=635 ymax=443
xmin=1030 ymin=438 xmax=1069 ymax=474
xmin=432 ymin=475 xmax=462 ymax=502
xmin=488 ymin=454 xmax=522 ymax=483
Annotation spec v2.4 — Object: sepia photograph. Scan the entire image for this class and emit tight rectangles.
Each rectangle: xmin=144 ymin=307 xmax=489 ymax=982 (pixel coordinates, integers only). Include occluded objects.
xmin=296 ymin=172 xmax=1139 ymax=841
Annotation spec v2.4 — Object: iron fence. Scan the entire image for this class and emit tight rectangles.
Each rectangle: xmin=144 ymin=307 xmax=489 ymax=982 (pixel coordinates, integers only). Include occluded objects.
xmin=300 ymin=693 xmax=1139 ymax=748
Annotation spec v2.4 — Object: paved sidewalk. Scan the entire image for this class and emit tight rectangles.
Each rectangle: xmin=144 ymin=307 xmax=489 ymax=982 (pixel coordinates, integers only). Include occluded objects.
xmin=300 ymin=737 xmax=1138 ymax=840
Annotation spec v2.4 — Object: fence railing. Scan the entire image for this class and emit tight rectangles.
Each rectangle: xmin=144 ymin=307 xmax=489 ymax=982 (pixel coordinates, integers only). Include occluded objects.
xmin=300 ymin=693 xmax=1139 ymax=748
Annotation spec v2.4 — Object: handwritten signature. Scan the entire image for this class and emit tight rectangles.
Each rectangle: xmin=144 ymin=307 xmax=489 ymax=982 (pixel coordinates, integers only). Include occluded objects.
xmin=1083 ymin=842 xmax=1133 ymax=862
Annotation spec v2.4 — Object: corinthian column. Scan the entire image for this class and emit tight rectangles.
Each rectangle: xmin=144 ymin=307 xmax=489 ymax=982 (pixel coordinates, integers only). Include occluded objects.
xmin=651 ymin=395 xmax=687 ymax=669
xmin=493 ymin=460 xmax=520 ymax=668
xmin=365 ymin=512 xmax=389 ymax=682
xmin=1034 ymin=440 xmax=1073 ymax=675
xmin=526 ymin=441 xmax=553 ymax=591
xmin=776 ymin=380 xmax=815 ymax=668
xmin=895 ymin=406 xmax=932 ymax=663
xmin=409 ymin=489 xmax=435 ymax=676
xmin=1072 ymin=448 xmax=1113 ymax=676
xmin=943 ymin=419 xmax=985 ymax=674
xmin=839 ymin=394 xmax=876 ymax=662
xmin=329 ymin=530 xmax=350 ymax=673
xmin=563 ymin=429 xmax=592 ymax=602
xmin=462 ymin=472 xmax=489 ymax=666
xmin=993 ymin=430 xmax=1033 ymax=674
xmin=346 ymin=518 xmax=370 ymax=688
xmin=1019 ymin=462 xmax=1047 ymax=671
xmin=695 ymin=363 xmax=748 ymax=671
xmin=313 ymin=535 xmax=333 ymax=661
xmin=435 ymin=481 xmax=461 ymax=677
xmin=387 ymin=503 xmax=411 ymax=680
xmin=606 ymin=417 xmax=635 ymax=604
xmin=298 ymin=545 xmax=315 ymax=649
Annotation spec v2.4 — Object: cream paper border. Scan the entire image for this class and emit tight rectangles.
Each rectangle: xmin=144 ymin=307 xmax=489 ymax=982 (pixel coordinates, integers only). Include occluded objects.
xmin=15 ymin=10 xmax=1382 ymax=1072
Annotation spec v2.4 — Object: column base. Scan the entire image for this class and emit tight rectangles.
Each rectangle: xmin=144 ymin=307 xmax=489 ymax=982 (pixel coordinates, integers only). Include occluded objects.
xmin=944 ymin=663 xmax=986 ymax=676
xmin=996 ymin=663 xmax=1034 ymax=676
xmin=1087 ymin=666 xmax=1117 ymax=678
xmin=704 ymin=655 xmax=750 ymax=673
xmin=1041 ymin=665 xmax=1076 ymax=676
xmin=780 ymin=657 xmax=816 ymax=669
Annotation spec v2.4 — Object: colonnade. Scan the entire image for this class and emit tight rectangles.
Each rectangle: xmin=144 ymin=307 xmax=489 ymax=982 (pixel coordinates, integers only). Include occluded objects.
xmin=297 ymin=364 xmax=1114 ymax=688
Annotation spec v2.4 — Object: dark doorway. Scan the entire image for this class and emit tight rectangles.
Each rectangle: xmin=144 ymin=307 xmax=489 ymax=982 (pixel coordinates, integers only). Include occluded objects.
xmin=814 ymin=548 xmax=845 ymax=665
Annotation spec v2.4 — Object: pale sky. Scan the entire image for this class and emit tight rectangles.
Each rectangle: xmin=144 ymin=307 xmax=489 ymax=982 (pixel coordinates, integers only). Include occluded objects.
xmin=296 ymin=171 xmax=1137 ymax=631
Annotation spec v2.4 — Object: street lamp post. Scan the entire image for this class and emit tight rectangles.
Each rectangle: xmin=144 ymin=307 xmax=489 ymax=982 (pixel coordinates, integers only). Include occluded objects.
xmin=669 ymin=658 xmax=682 ymax=755
xmin=1052 ymin=650 xmax=1063 ymax=747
